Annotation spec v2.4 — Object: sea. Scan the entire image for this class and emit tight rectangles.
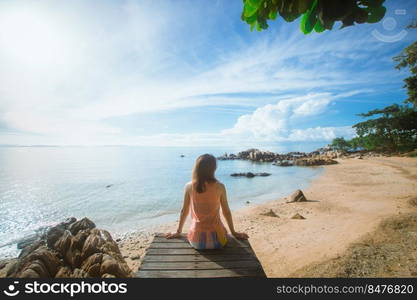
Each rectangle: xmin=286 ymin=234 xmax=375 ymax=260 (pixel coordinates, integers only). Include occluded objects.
xmin=0 ymin=145 xmax=324 ymax=258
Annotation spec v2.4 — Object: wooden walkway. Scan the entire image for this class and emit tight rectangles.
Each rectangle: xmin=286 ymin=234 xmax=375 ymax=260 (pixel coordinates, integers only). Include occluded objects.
xmin=136 ymin=233 xmax=266 ymax=278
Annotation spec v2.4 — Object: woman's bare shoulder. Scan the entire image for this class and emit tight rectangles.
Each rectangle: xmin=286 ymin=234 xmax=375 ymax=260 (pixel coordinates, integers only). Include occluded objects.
xmin=215 ymin=181 xmax=226 ymax=191
xmin=184 ymin=181 xmax=193 ymax=192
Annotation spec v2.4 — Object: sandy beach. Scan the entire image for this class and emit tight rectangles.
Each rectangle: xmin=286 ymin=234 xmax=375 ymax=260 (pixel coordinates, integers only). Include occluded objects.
xmin=119 ymin=156 xmax=417 ymax=277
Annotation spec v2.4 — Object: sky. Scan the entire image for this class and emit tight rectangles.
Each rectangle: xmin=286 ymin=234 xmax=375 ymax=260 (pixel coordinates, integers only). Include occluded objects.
xmin=0 ymin=0 xmax=416 ymax=149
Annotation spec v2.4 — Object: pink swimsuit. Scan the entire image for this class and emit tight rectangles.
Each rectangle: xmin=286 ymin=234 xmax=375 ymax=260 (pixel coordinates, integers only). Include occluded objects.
xmin=187 ymin=182 xmax=228 ymax=249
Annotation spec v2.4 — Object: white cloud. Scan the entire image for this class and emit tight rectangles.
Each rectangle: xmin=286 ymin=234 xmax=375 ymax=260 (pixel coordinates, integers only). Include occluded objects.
xmin=0 ymin=1 xmax=405 ymax=146
xmin=221 ymin=93 xmax=350 ymax=142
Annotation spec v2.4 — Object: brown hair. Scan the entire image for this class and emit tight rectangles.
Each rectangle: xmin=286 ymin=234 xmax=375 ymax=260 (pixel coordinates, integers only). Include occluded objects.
xmin=192 ymin=154 xmax=217 ymax=193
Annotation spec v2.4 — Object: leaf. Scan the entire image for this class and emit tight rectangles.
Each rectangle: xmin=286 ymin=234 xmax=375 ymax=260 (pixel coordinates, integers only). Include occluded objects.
xmin=297 ymin=0 xmax=313 ymax=14
xmin=250 ymin=20 xmax=257 ymax=31
xmin=314 ymin=19 xmax=325 ymax=32
xmin=243 ymin=0 xmax=263 ymax=18
xmin=300 ymin=0 xmax=318 ymax=34
xmin=366 ymin=5 xmax=386 ymax=23
xmin=269 ymin=10 xmax=278 ymax=20
xmin=280 ymin=11 xmax=301 ymax=22
xmin=245 ymin=13 xmax=258 ymax=25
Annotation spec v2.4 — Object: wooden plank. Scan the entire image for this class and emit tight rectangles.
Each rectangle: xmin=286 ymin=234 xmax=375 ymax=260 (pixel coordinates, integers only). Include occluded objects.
xmin=145 ymin=248 xmax=254 ymax=255
xmin=140 ymin=260 xmax=262 ymax=270
xmin=143 ymin=254 xmax=257 ymax=262
xmin=149 ymin=242 xmax=248 ymax=249
xmin=136 ymin=233 xmax=266 ymax=278
xmin=152 ymin=236 xmax=250 ymax=247
xmin=137 ymin=268 xmax=266 ymax=278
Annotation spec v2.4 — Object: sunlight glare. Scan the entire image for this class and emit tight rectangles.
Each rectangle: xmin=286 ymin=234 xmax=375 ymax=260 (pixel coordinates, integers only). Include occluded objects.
xmin=0 ymin=9 xmax=71 ymax=68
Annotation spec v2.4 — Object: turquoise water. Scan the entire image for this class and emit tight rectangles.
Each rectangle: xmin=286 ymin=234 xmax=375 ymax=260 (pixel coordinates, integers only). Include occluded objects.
xmin=0 ymin=146 xmax=322 ymax=257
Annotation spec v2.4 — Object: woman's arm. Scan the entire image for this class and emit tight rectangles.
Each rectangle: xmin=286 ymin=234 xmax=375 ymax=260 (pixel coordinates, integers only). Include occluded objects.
xmin=219 ymin=183 xmax=248 ymax=240
xmin=166 ymin=183 xmax=191 ymax=239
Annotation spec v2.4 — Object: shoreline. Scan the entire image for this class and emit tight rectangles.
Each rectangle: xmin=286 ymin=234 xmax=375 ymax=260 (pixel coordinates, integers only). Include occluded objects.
xmin=119 ymin=156 xmax=417 ymax=276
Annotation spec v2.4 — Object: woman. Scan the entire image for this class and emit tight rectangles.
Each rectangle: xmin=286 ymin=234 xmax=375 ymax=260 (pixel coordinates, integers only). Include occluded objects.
xmin=166 ymin=154 xmax=248 ymax=249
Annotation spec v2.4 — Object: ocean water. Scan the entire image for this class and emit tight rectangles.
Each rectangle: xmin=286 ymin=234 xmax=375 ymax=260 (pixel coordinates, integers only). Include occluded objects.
xmin=0 ymin=146 xmax=322 ymax=258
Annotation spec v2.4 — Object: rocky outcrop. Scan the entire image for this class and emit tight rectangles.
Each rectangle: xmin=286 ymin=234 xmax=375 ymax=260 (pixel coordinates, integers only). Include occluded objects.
xmin=287 ymin=189 xmax=307 ymax=203
xmin=219 ymin=148 xmax=387 ymax=164
xmin=0 ymin=217 xmax=131 ymax=278
xmin=230 ymin=172 xmax=271 ymax=178
xmin=294 ymin=157 xmax=338 ymax=166
xmin=272 ymin=160 xmax=294 ymax=167
xmin=218 ymin=149 xmax=307 ymax=162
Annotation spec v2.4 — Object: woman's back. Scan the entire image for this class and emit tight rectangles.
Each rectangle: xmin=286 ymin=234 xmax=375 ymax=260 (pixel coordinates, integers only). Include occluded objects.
xmin=187 ymin=181 xmax=227 ymax=249
xmin=166 ymin=153 xmax=248 ymax=247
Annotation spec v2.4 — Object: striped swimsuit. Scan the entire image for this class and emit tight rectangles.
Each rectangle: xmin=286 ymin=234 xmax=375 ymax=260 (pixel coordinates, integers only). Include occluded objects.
xmin=187 ymin=181 xmax=228 ymax=249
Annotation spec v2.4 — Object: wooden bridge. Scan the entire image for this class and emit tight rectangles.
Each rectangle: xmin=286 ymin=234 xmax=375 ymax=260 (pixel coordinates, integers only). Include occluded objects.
xmin=136 ymin=233 xmax=266 ymax=278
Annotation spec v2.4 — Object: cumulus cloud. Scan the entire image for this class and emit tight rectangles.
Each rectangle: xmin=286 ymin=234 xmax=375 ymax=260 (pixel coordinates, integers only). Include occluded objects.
xmin=221 ymin=93 xmax=355 ymax=142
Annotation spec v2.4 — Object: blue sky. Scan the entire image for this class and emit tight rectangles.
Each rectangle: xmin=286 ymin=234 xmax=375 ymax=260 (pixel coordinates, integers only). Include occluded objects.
xmin=0 ymin=0 xmax=416 ymax=149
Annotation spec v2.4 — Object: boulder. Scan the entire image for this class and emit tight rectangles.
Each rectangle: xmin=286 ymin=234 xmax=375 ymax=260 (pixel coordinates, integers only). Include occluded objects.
xmin=287 ymin=190 xmax=307 ymax=203
xmin=230 ymin=172 xmax=271 ymax=178
xmin=68 ymin=217 xmax=96 ymax=235
xmin=9 ymin=246 xmax=62 ymax=278
xmin=291 ymin=213 xmax=306 ymax=220
xmin=0 ymin=259 xmax=18 ymax=278
xmin=294 ymin=158 xmax=338 ymax=166
xmin=3 ymin=217 xmax=131 ymax=278
xmin=273 ymin=160 xmax=293 ymax=167
xmin=260 ymin=209 xmax=279 ymax=217
xmin=17 ymin=234 xmax=39 ymax=250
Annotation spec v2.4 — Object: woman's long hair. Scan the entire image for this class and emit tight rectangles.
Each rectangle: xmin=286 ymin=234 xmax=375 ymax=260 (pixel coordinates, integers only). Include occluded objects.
xmin=192 ymin=154 xmax=217 ymax=193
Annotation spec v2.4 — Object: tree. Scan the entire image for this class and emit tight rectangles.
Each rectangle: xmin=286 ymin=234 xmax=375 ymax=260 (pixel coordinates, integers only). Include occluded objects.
xmin=241 ymin=0 xmax=386 ymax=34
xmin=330 ymin=137 xmax=351 ymax=151
xmin=393 ymin=24 xmax=417 ymax=106
xmin=352 ymin=104 xmax=417 ymax=152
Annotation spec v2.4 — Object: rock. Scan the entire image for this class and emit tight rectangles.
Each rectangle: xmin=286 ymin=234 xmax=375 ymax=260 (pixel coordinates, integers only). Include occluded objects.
xmin=68 ymin=218 xmax=96 ymax=235
xmin=106 ymin=184 xmax=113 ymax=188
xmin=291 ymin=213 xmax=306 ymax=220
xmin=9 ymin=246 xmax=62 ymax=278
xmin=260 ymin=209 xmax=279 ymax=217
xmin=72 ymin=268 xmax=89 ymax=278
xmin=287 ymin=190 xmax=307 ymax=203
xmin=0 ymin=259 xmax=18 ymax=278
xmin=81 ymin=253 xmax=103 ymax=277
xmin=294 ymin=158 xmax=338 ymax=166
xmin=273 ymin=160 xmax=293 ymax=167
xmin=3 ymin=217 xmax=131 ymax=278
xmin=17 ymin=234 xmax=39 ymax=250
xmin=46 ymin=217 xmax=77 ymax=248
xmin=55 ymin=266 xmax=73 ymax=278
xmin=230 ymin=172 xmax=271 ymax=178
xmin=19 ymin=240 xmax=44 ymax=259
xmin=257 ymin=172 xmax=271 ymax=177
xmin=100 ymin=254 xmax=129 ymax=277
xmin=246 ymin=201 xmax=250 ymax=204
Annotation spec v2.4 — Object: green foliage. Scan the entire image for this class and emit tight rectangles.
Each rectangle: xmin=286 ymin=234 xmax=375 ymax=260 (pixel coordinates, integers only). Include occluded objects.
xmin=330 ymin=137 xmax=351 ymax=151
xmin=241 ymin=0 xmax=387 ymax=34
xmin=330 ymin=34 xmax=417 ymax=154
xmin=393 ymin=40 xmax=417 ymax=106
xmin=335 ymin=104 xmax=417 ymax=153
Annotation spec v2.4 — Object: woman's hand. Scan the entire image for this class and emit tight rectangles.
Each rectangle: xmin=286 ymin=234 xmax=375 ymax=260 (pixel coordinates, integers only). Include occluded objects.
xmin=165 ymin=232 xmax=182 ymax=239
xmin=232 ymin=231 xmax=249 ymax=240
